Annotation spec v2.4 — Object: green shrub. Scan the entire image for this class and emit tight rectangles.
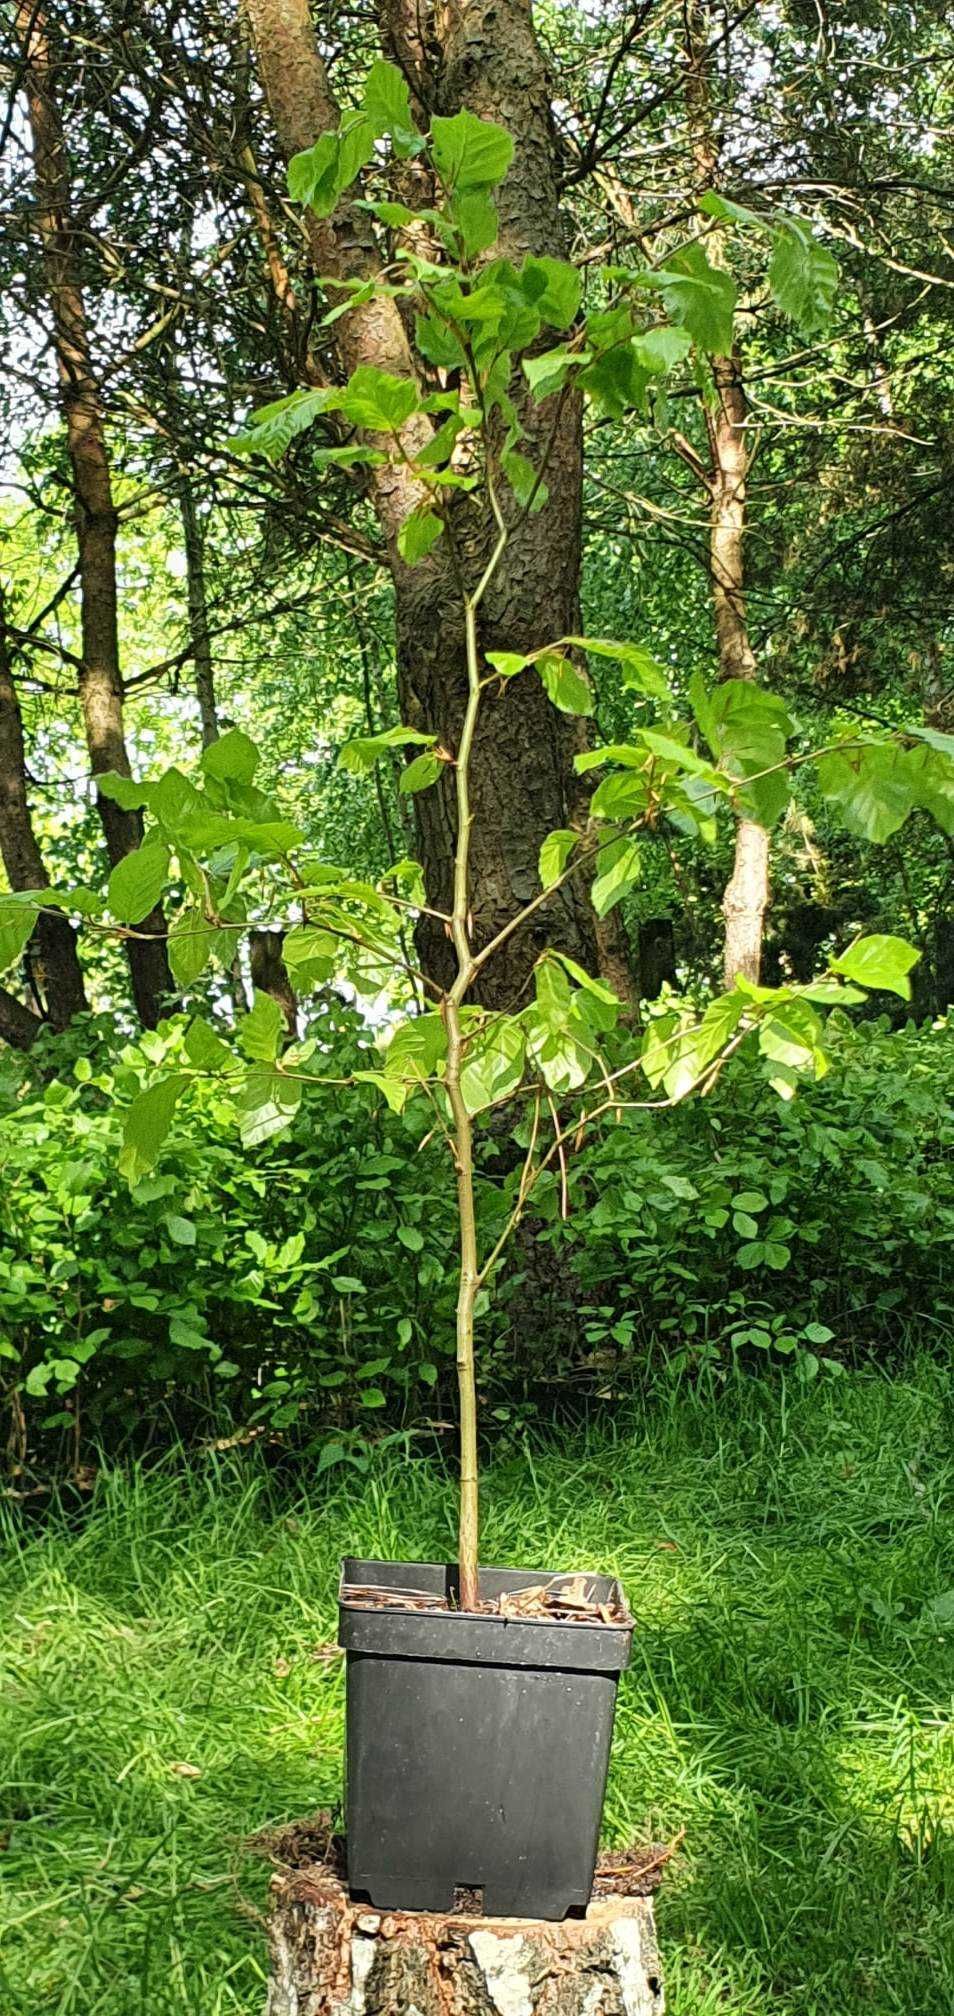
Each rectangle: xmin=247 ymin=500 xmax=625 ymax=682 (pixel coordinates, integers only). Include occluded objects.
xmin=546 ymin=1013 xmax=953 ymax=1384
xmin=0 ymin=1009 xmax=950 ymax=1467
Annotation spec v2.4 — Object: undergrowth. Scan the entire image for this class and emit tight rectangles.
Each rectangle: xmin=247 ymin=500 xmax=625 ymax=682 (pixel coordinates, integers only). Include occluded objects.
xmin=1 ymin=1360 xmax=953 ymax=2014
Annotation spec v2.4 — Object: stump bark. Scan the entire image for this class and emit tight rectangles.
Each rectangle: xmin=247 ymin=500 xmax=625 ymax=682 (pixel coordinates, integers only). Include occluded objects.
xmin=260 ymin=1831 xmax=665 ymax=2016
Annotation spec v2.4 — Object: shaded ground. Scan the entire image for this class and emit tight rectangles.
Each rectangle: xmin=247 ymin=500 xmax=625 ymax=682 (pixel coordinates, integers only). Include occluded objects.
xmin=1 ymin=1360 xmax=953 ymax=2014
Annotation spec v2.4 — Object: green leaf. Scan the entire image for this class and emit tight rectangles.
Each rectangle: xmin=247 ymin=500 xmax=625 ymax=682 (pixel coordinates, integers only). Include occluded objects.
xmin=830 ymin=934 xmax=920 ymax=1000
xmin=769 ymin=220 xmax=838 ymax=336
xmin=311 ymin=444 xmax=387 ymax=469
xmin=97 ymin=771 xmax=153 ymax=811
xmin=564 ymin=636 xmax=671 ymax=704
xmin=522 ymin=346 xmax=582 ymax=402
xmin=168 ymin=906 xmax=218 ymax=988
xmin=706 ymin=680 xmax=793 ymax=826
xmin=653 ymin=242 xmax=737 ymax=354
xmin=340 ymin=725 xmax=436 ymax=774
xmin=163 ymin=1213 xmax=196 ymax=1247
xmin=238 ymin=989 xmax=284 ymax=1064
xmin=236 ymin=1068 xmax=302 ymax=1148
xmin=399 ymin=753 xmax=443 ymax=793
xmin=200 ymin=727 xmax=260 ymax=786
xmin=397 ymin=505 xmax=443 ymax=565
xmin=0 ymin=900 xmax=38 ymax=975
xmin=151 ymin=767 xmax=205 ymax=827
xmin=353 ymin=1068 xmax=408 ymax=1113
xmin=574 ymin=743 xmax=646 ymax=774
xmin=397 ymin=1223 xmax=424 ymax=1251
xmin=384 ymin=1011 xmax=446 ymax=1081
xmin=738 ymin=1238 xmax=791 ymax=1272
xmin=758 ymin=1000 xmax=828 ymax=1094
xmin=520 ymin=256 xmax=582 ymax=330
xmin=184 ymin=1017 xmax=231 ymax=1071
xmin=640 ymin=728 xmax=725 ymax=785
xmin=288 ymin=112 xmax=375 ymax=217
xmin=816 ymin=743 xmax=913 ymax=843
xmin=539 ymin=828 xmax=577 ymax=888
xmin=537 ymin=651 xmax=594 ymax=716
xmin=580 ymin=334 xmax=651 ymax=419
xmin=461 ymin=1015 xmax=526 ymax=1114
xmin=282 ymin=925 xmax=337 ymax=985
xmin=631 ymin=325 xmax=692 ymax=373
xmin=485 ymin=650 xmax=529 ymax=680
xmin=908 ymin=723 xmax=954 ymax=758
xmin=501 ymin=443 xmax=547 ymax=513
xmin=288 ymin=132 xmax=338 ymax=209
xmin=230 ymin=386 xmax=337 ymax=461
xmin=590 ymin=770 xmax=650 ymax=821
xmin=641 ymin=991 xmax=745 ymax=1100
xmin=551 ymin=951 xmax=621 ymax=1028
xmin=450 ymin=190 xmax=499 ymax=258
xmin=338 ymin=365 xmax=421 ymax=433
xmin=107 ymin=844 xmax=169 ymax=926
xmin=119 ymin=1074 xmax=187 ymax=1184
xmin=904 ymin=744 xmax=954 ymax=837
xmin=362 ymin=59 xmax=419 ymax=155
xmin=699 ymin=190 xmax=765 ymax=229
xmin=415 ymin=311 xmax=466 ymax=371
xmin=430 ymin=110 xmax=514 ymax=192
xmin=592 ymin=835 xmax=642 ymax=916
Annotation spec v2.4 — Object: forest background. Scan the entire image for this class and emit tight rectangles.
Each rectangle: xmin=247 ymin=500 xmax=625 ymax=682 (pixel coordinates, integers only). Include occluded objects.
xmin=0 ymin=0 xmax=951 ymax=1465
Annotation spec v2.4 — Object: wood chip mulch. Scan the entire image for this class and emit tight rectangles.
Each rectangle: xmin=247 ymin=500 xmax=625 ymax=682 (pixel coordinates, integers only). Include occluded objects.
xmin=248 ymin=1814 xmax=680 ymax=1903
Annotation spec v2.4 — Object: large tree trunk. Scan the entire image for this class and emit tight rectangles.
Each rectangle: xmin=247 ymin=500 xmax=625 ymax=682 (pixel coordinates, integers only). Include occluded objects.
xmin=0 ymin=608 xmax=87 ymax=1029
xmin=244 ymin=0 xmax=621 ymax=1007
xmin=684 ymin=1 xmax=769 ymax=989
xmin=15 ymin=3 xmax=171 ymax=1029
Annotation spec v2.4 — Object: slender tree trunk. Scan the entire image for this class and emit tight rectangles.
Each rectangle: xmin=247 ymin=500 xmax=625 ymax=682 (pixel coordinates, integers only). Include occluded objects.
xmin=684 ymin=0 xmax=769 ymax=987
xmin=243 ymin=0 xmax=628 ymax=1007
xmin=14 ymin=2 xmax=171 ymax=1028
xmin=0 ymin=608 xmax=87 ymax=1029
xmin=707 ymin=352 xmax=769 ymax=986
xmin=178 ymin=479 xmax=219 ymax=747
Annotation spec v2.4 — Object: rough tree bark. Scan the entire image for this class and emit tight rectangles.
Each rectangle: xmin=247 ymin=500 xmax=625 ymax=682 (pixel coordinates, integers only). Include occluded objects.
xmin=0 ymin=605 xmax=87 ymax=1031
xmin=14 ymin=2 xmax=172 ymax=1028
xmin=263 ymin=1863 xmax=665 ymax=2016
xmin=0 ymin=984 xmax=42 ymax=1051
xmin=243 ymin=0 xmax=630 ymax=1007
xmin=684 ymin=1 xmax=769 ymax=988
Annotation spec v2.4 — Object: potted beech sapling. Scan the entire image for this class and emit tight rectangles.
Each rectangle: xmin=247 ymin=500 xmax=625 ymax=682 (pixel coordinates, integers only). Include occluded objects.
xmin=7 ymin=71 xmax=951 ymax=1921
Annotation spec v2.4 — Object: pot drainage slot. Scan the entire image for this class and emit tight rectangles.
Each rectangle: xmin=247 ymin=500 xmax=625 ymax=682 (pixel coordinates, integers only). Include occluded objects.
xmin=453 ymin=1884 xmax=484 ymax=1915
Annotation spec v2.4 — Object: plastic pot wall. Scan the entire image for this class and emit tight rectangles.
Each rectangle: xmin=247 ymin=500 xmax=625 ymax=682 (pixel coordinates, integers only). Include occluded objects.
xmin=338 ymin=1556 xmax=633 ymax=1921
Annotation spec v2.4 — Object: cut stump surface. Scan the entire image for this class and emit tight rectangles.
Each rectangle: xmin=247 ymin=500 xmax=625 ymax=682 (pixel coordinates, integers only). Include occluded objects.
xmin=259 ymin=1823 xmax=666 ymax=2016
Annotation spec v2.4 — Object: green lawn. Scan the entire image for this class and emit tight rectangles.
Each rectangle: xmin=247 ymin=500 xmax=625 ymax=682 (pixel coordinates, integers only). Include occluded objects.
xmin=2 ymin=1362 xmax=953 ymax=2015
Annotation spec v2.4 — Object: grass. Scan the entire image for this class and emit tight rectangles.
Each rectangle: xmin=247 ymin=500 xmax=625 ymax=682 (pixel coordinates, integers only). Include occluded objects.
xmin=2 ymin=1361 xmax=953 ymax=2015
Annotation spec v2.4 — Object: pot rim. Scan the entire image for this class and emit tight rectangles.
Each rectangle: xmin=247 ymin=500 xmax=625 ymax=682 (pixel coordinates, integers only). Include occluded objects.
xmin=338 ymin=1553 xmax=635 ymax=1634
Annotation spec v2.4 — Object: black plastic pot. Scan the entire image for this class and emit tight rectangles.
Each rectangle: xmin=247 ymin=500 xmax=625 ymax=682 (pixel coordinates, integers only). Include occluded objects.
xmin=338 ymin=1555 xmax=632 ymax=1921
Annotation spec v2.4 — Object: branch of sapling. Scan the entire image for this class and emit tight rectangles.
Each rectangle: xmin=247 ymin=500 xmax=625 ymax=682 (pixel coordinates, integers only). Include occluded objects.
xmin=475 ymin=1027 xmax=753 ymax=1293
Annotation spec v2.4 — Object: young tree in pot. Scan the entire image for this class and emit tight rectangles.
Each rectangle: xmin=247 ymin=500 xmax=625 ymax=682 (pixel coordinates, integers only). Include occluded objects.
xmin=4 ymin=78 xmax=950 ymax=1920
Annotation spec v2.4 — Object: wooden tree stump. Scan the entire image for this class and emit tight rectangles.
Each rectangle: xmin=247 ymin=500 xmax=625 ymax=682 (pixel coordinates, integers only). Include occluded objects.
xmin=257 ymin=1823 xmax=666 ymax=2016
